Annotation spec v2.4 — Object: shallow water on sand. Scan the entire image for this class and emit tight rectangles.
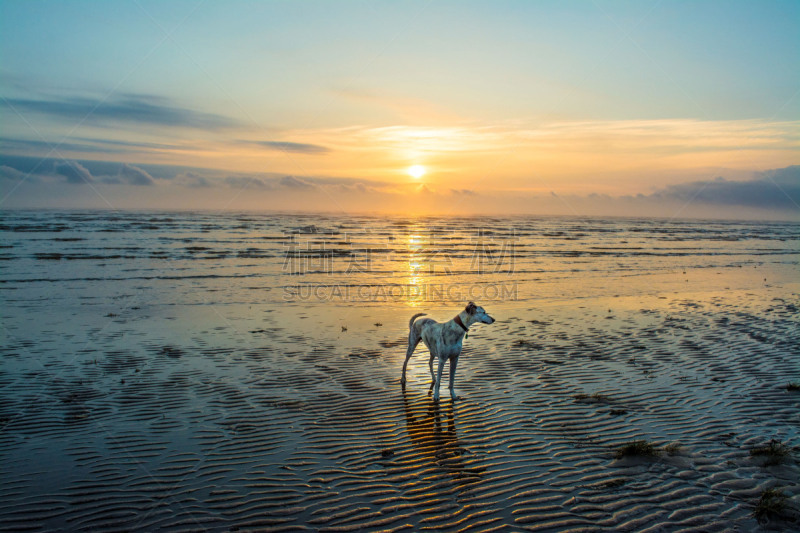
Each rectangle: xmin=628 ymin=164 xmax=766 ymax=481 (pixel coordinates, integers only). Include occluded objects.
xmin=1 ymin=211 xmax=799 ymax=531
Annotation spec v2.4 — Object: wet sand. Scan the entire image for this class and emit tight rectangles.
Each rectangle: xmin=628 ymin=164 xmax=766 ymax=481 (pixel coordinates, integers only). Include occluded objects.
xmin=2 ymin=287 xmax=798 ymax=531
xmin=2 ymin=211 xmax=799 ymax=530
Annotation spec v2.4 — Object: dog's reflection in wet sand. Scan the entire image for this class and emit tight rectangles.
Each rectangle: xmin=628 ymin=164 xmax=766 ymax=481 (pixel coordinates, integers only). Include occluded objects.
xmin=402 ymin=392 xmax=485 ymax=482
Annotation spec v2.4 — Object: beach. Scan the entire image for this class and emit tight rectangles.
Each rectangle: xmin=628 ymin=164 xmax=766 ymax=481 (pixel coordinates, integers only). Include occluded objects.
xmin=1 ymin=211 xmax=798 ymax=531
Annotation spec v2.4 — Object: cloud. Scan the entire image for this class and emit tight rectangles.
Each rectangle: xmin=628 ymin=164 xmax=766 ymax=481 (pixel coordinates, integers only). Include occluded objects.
xmin=449 ymin=188 xmax=477 ymax=196
xmin=54 ymin=160 xmax=93 ymax=184
xmin=333 ymin=182 xmax=369 ymax=193
xmin=0 ymin=136 xmax=127 ymax=155
xmin=117 ymin=163 xmax=155 ymax=186
xmin=175 ymin=171 xmax=213 ymax=188
xmin=0 ymin=136 xmax=202 ymax=161
xmin=0 ymin=165 xmax=27 ymax=182
xmin=247 ymin=140 xmax=330 ymax=154
xmin=224 ymin=176 xmax=273 ymax=189
xmin=299 ymin=175 xmax=395 ymax=189
xmin=758 ymin=165 xmax=800 ymax=188
xmin=280 ymin=175 xmax=316 ymax=189
xmin=653 ymin=166 xmax=799 ymax=210
xmin=4 ymin=93 xmax=240 ymax=130
xmin=77 ymin=137 xmax=193 ymax=152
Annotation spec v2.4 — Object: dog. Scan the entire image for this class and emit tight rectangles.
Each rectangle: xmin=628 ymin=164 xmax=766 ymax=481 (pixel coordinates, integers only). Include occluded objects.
xmin=401 ymin=302 xmax=495 ymax=401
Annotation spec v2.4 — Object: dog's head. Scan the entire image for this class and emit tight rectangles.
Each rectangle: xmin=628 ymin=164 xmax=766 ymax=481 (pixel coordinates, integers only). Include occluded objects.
xmin=466 ymin=301 xmax=495 ymax=324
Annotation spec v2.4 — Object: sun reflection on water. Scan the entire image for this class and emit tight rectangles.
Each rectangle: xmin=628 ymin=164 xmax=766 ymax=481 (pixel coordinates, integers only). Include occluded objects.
xmin=406 ymin=233 xmax=427 ymax=307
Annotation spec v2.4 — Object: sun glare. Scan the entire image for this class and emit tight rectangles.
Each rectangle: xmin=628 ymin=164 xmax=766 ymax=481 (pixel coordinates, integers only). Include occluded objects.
xmin=407 ymin=165 xmax=426 ymax=179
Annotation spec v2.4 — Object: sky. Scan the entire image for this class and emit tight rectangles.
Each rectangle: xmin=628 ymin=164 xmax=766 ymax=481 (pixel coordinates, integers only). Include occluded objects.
xmin=1 ymin=0 xmax=798 ymax=218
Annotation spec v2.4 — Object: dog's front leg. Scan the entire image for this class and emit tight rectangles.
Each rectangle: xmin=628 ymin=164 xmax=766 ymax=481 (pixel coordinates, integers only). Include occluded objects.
xmin=448 ymin=355 xmax=459 ymax=400
xmin=433 ymin=356 xmax=447 ymax=402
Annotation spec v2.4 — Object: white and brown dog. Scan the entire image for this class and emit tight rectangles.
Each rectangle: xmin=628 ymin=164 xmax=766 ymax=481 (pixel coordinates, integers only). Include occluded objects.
xmin=401 ymin=302 xmax=495 ymax=401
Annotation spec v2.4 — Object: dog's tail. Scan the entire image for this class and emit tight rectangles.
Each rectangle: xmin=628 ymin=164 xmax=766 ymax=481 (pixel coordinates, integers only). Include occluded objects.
xmin=409 ymin=313 xmax=427 ymax=330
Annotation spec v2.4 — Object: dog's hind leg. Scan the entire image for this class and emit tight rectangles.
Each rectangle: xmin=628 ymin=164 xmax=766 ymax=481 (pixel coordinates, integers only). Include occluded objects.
xmin=428 ymin=352 xmax=435 ymax=388
xmin=401 ymin=314 xmax=427 ymax=388
xmin=433 ymin=356 xmax=447 ymax=402
xmin=400 ymin=331 xmax=421 ymax=388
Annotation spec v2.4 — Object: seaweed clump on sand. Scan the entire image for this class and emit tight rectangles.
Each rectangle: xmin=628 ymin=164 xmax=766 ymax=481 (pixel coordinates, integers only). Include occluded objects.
xmin=750 ymin=439 xmax=792 ymax=466
xmin=664 ymin=442 xmax=683 ymax=456
xmin=574 ymin=392 xmax=612 ymax=404
xmin=753 ymin=488 xmax=791 ymax=524
xmin=614 ymin=440 xmax=660 ymax=459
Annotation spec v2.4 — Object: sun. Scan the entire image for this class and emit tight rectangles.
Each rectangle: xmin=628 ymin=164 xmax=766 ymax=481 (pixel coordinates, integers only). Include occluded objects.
xmin=407 ymin=165 xmax=426 ymax=179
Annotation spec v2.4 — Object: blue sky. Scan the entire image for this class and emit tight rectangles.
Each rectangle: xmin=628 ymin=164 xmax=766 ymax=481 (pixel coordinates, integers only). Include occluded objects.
xmin=1 ymin=0 xmax=798 ymax=217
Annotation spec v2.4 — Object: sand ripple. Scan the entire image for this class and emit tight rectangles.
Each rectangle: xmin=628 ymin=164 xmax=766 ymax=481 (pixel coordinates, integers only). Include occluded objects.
xmin=1 ymin=291 xmax=799 ymax=530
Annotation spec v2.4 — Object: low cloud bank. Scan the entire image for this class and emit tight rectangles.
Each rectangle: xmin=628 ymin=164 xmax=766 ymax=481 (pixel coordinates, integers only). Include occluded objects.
xmin=650 ymin=166 xmax=799 ymax=210
xmin=1 ymin=154 xmax=797 ymax=219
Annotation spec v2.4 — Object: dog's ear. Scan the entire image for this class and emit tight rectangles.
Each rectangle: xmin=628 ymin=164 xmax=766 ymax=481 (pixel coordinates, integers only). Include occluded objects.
xmin=465 ymin=302 xmax=477 ymax=315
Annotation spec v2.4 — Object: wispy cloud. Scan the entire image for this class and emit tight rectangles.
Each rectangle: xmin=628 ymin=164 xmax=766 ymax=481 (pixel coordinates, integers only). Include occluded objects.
xmin=0 ymin=137 xmax=128 ymax=155
xmin=244 ymin=140 xmax=330 ymax=155
xmin=340 ymin=119 xmax=800 ymax=155
xmin=77 ymin=137 xmax=197 ymax=152
xmin=520 ymin=119 xmax=800 ymax=153
xmin=4 ymin=93 xmax=240 ymax=130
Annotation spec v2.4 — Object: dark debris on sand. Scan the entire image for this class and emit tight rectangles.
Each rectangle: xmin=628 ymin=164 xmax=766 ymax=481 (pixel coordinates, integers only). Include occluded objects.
xmin=753 ymin=487 xmax=800 ymax=525
xmin=615 ymin=440 xmax=660 ymax=459
xmin=749 ymin=439 xmax=794 ymax=466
